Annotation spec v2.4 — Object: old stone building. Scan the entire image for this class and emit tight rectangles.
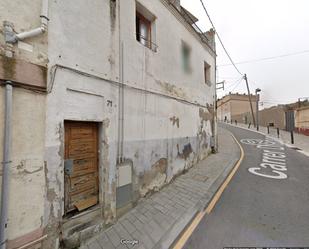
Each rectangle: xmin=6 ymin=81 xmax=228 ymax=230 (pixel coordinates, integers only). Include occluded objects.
xmin=0 ymin=0 xmax=216 ymax=248
xmin=217 ymin=93 xmax=258 ymax=124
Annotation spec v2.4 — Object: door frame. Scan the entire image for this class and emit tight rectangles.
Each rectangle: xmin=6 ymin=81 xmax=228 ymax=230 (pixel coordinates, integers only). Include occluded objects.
xmin=63 ymin=120 xmax=101 ymax=216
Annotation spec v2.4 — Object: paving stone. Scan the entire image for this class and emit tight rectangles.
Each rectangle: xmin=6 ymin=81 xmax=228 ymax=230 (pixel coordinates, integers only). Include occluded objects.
xmin=106 ymin=228 xmax=121 ymax=247
xmin=82 ymin=127 xmax=240 ymax=249
xmin=132 ymin=219 xmax=144 ymax=231
xmin=152 ymin=212 xmax=170 ymax=229
xmin=116 ymin=243 xmax=127 ymax=249
xmin=121 ymin=219 xmax=137 ymax=234
xmin=87 ymin=239 xmax=102 ymax=249
xmin=144 ymin=210 xmax=154 ymax=220
xmin=113 ymin=223 xmax=133 ymax=241
xmin=96 ymin=233 xmax=115 ymax=249
xmin=171 ymin=197 xmax=188 ymax=208
xmin=147 ymin=220 xmax=164 ymax=242
xmin=153 ymin=203 xmax=167 ymax=214
xmin=135 ymin=244 xmax=146 ymax=249
xmin=125 ymin=213 xmax=136 ymax=224
xmin=134 ymin=212 xmax=149 ymax=224
xmin=132 ymin=230 xmax=154 ymax=249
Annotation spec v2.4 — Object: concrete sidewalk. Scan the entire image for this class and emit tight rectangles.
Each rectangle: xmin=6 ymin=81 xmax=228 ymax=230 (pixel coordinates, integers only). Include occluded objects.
xmin=79 ymin=127 xmax=241 ymax=249
xmin=227 ymin=122 xmax=309 ymax=156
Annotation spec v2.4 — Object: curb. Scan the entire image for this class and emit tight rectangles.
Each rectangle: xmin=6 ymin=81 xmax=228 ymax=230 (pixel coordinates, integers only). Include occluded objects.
xmin=161 ymin=129 xmax=244 ymax=249
xmin=224 ymin=123 xmax=309 ymax=157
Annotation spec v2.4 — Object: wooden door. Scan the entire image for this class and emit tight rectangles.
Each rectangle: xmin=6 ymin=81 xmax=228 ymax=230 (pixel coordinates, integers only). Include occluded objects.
xmin=64 ymin=121 xmax=99 ymax=214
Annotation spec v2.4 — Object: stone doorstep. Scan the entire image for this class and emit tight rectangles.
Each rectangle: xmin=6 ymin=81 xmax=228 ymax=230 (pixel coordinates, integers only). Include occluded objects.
xmin=62 ymin=207 xmax=105 ymax=249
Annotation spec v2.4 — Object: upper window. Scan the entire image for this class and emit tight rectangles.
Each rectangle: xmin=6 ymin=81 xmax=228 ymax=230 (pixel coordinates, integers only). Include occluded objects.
xmin=136 ymin=12 xmax=151 ymax=48
xmin=135 ymin=2 xmax=157 ymax=51
xmin=181 ymin=41 xmax=191 ymax=73
xmin=204 ymin=62 xmax=211 ymax=86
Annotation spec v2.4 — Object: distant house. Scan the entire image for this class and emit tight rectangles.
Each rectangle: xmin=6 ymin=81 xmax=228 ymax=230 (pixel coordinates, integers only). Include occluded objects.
xmin=258 ymin=101 xmax=309 ymax=135
xmin=295 ymin=105 xmax=309 ymax=136
xmin=217 ymin=93 xmax=258 ymax=123
xmin=258 ymin=105 xmax=287 ymax=130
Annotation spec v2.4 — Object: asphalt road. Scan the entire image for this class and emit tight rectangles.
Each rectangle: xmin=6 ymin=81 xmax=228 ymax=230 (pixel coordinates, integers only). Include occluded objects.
xmin=184 ymin=124 xmax=309 ymax=249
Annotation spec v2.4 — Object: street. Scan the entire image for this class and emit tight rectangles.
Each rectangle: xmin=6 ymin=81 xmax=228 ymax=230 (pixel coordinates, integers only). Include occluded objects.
xmin=184 ymin=124 xmax=309 ymax=249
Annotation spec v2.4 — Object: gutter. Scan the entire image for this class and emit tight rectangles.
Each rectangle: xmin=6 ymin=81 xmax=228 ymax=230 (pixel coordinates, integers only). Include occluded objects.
xmin=0 ymin=81 xmax=13 ymax=249
xmin=5 ymin=0 xmax=49 ymax=43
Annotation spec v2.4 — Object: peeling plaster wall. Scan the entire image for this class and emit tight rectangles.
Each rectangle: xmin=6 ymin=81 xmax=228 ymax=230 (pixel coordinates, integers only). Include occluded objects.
xmin=44 ymin=0 xmax=121 ymax=247
xmin=120 ymin=0 xmax=216 ymax=197
xmin=0 ymin=0 xmax=216 ymax=247
xmin=0 ymin=87 xmax=46 ymax=242
xmin=0 ymin=0 xmax=47 ymax=246
xmin=44 ymin=0 xmax=215 ymax=247
xmin=43 ymin=70 xmax=119 ymax=248
xmin=120 ymin=0 xmax=216 ymax=105
xmin=124 ymin=90 xmax=213 ymax=198
xmin=0 ymin=0 xmax=48 ymax=65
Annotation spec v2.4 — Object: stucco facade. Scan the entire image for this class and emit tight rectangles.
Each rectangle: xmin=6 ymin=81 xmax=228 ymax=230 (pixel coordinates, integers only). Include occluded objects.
xmin=295 ymin=106 xmax=309 ymax=136
xmin=217 ymin=93 xmax=258 ymax=123
xmin=258 ymin=105 xmax=286 ymax=130
xmin=0 ymin=0 xmax=48 ymax=248
xmin=1 ymin=0 xmax=216 ymax=248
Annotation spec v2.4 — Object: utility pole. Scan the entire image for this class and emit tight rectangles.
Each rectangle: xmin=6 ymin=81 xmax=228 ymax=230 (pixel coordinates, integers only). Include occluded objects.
xmin=244 ymin=74 xmax=256 ymax=127
xmin=255 ymin=88 xmax=261 ymax=131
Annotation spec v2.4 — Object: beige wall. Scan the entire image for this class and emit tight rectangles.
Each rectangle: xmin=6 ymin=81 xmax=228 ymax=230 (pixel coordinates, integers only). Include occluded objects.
xmin=217 ymin=94 xmax=257 ymax=122
xmin=0 ymin=0 xmax=47 ymax=246
xmin=0 ymin=87 xmax=46 ymax=243
xmin=259 ymin=106 xmax=286 ymax=130
xmin=295 ymin=106 xmax=309 ymax=135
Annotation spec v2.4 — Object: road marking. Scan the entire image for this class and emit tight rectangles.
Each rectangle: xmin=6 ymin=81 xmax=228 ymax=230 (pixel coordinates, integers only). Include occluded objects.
xmin=172 ymin=131 xmax=244 ymax=249
xmin=206 ymin=133 xmax=244 ymax=214
xmin=240 ymin=138 xmax=263 ymax=145
xmin=241 ymin=138 xmax=288 ymax=179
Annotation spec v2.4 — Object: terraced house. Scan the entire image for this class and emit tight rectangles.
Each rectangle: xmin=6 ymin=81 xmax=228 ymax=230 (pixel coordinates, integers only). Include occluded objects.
xmin=0 ymin=0 xmax=216 ymax=248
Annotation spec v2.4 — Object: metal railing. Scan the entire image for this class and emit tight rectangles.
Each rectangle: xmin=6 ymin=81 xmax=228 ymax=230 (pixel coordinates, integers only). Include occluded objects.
xmin=136 ymin=33 xmax=158 ymax=52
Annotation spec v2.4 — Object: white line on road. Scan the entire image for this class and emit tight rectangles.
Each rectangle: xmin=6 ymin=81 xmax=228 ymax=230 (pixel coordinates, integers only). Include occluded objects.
xmin=241 ymin=138 xmax=288 ymax=179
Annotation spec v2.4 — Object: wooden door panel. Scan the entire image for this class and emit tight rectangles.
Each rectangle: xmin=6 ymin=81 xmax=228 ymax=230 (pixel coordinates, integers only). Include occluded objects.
xmin=72 ymin=158 xmax=97 ymax=176
xmin=64 ymin=121 xmax=99 ymax=214
xmin=70 ymin=127 xmax=95 ymax=139
xmin=68 ymin=143 xmax=96 ymax=157
xmin=70 ymin=173 xmax=97 ymax=192
xmin=70 ymin=189 xmax=97 ymax=204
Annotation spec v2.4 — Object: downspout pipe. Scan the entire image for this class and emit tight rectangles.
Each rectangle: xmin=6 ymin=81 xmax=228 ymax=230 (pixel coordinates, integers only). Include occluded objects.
xmin=8 ymin=0 xmax=49 ymax=43
xmin=0 ymin=81 xmax=13 ymax=249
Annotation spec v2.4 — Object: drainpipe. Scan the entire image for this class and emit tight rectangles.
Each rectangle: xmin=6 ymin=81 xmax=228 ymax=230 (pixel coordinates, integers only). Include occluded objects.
xmin=0 ymin=81 xmax=13 ymax=249
xmin=117 ymin=1 xmax=124 ymax=164
xmin=5 ymin=0 xmax=49 ymax=43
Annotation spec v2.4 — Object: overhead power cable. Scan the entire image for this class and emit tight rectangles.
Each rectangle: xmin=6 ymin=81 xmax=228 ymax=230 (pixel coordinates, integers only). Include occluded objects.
xmin=199 ymin=0 xmax=243 ymax=76
xmin=223 ymin=77 xmax=244 ymax=91
xmin=230 ymin=78 xmax=244 ymax=92
xmin=219 ymin=50 xmax=309 ymax=67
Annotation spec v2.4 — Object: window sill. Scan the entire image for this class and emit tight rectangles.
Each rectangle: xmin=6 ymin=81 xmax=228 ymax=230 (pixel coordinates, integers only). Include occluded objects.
xmin=136 ymin=40 xmax=158 ymax=53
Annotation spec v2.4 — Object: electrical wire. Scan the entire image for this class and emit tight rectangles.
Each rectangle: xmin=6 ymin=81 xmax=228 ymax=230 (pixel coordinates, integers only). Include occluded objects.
xmin=223 ymin=77 xmax=244 ymax=91
xmin=230 ymin=78 xmax=243 ymax=92
xmin=199 ymin=0 xmax=243 ymax=76
xmin=219 ymin=50 xmax=309 ymax=67
xmin=218 ymin=76 xmax=241 ymax=79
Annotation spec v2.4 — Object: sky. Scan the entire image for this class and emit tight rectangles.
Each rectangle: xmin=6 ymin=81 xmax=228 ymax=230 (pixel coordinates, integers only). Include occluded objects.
xmin=181 ymin=0 xmax=309 ymax=108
